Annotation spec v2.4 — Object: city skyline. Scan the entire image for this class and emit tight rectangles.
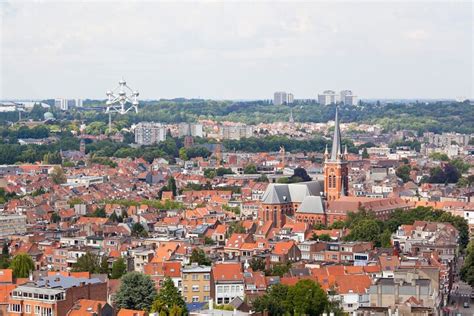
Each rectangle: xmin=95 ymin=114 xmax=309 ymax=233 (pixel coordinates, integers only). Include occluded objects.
xmin=1 ymin=1 xmax=472 ymax=100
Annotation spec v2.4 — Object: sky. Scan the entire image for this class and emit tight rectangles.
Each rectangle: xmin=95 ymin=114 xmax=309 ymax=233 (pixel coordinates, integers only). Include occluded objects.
xmin=0 ymin=1 xmax=472 ymax=100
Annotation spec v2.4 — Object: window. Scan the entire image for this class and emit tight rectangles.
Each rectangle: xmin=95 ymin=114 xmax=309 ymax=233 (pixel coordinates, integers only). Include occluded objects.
xmin=203 ymin=274 xmax=210 ymax=280
xmin=192 ymin=296 xmax=199 ymax=302
xmin=35 ymin=305 xmax=41 ymax=315
xmin=25 ymin=305 xmax=31 ymax=313
xmin=204 ymin=285 xmax=210 ymax=292
xmin=10 ymin=304 xmax=21 ymax=312
xmin=204 ymin=296 xmax=210 ymax=302
xmin=192 ymin=285 xmax=199 ymax=292
xmin=192 ymin=274 xmax=199 ymax=280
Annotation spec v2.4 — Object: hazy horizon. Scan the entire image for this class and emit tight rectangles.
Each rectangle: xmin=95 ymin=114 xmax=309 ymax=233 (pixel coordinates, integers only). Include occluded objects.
xmin=1 ymin=1 xmax=472 ymax=100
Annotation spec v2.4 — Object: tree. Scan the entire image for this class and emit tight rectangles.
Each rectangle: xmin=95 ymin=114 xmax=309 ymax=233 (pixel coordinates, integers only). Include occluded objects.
xmin=291 ymin=167 xmax=311 ymax=182
xmin=429 ymin=152 xmax=450 ymax=161
xmin=10 ymin=253 xmax=34 ymax=278
xmin=189 ymin=248 xmax=211 ymax=266
xmin=256 ymin=174 xmax=269 ymax=182
xmin=50 ymin=212 xmax=60 ymax=223
xmin=243 ymin=164 xmax=258 ymax=174
xmin=460 ymin=241 xmax=474 ymax=287
xmin=330 ymin=221 xmax=345 ymax=229
xmin=396 ymin=165 xmax=411 ymax=183
xmin=99 ymin=255 xmax=110 ymax=275
xmin=250 ymin=257 xmax=266 ymax=271
xmin=286 ymin=279 xmax=329 ymax=316
xmin=50 ymin=166 xmax=66 ymax=184
xmin=167 ymin=177 xmax=177 ymax=197
xmin=111 ymin=257 xmax=127 ymax=279
xmin=346 ymin=219 xmax=381 ymax=244
xmin=150 ymin=277 xmax=187 ymax=315
xmin=43 ymin=151 xmax=62 ymax=164
xmin=0 ymin=243 xmax=10 ymax=269
xmin=253 ymin=284 xmax=289 ymax=315
xmin=72 ymin=252 xmax=101 ymax=274
xmin=380 ymin=229 xmax=392 ymax=248
xmin=131 ymin=223 xmax=148 ymax=238
xmin=114 ymin=272 xmax=157 ymax=311
xmin=253 ymin=280 xmax=329 ymax=316
xmin=361 ymin=148 xmax=370 ymax=159
xmin=178 ymin=147 xmax=188 ymax=161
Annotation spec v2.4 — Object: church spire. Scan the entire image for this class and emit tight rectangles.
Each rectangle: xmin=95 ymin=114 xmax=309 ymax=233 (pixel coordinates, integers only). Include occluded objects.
xmin=330 ymin=106 xmax=343 ymax=161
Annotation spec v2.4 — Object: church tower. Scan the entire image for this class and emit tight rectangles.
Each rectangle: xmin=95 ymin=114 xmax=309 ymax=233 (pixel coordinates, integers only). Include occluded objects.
xmin=324 ymin=107 xmax=349 ymax=201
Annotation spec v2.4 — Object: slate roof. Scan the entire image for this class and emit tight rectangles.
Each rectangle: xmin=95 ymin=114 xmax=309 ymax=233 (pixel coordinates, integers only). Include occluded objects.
xmin=296 ymin=196 xmax=325 ymax=214
xmin=262 ymin=181 xmax=324 ymax=204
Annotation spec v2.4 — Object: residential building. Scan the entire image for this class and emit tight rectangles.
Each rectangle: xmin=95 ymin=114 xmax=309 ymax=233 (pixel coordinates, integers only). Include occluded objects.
xmin=220 ymin=125 xmax=254 ymax=140
xmin=273 ymin=92 xmax=294 ymax=105
xmin=318 ymin=90 xmax=337 ymax=105
xmin=8 ymin=275 xmax=107 ymax=316
xmin=340 ymin=90 xmax=357 ymax=106
xmin=179 ymin=123 xmax=204 ymax=138
xmin=134 ymin=122 xmax=167 ymax=145
xmin=211 ymin=263 xmax=244 ymax=305
xmin=182 ymin=264 xmax=212 ymax=303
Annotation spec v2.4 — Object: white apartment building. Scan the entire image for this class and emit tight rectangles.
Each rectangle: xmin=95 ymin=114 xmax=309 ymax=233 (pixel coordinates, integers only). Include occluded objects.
xmin=318 ymin=90 xmax=337 ymax=105
xmin=273 ymin=91 xmax=294 ymax=105
xmin=134 ymin=122 xmax=167 ymax=145
xmin=179 ymin=123 xmax=204 ymax=138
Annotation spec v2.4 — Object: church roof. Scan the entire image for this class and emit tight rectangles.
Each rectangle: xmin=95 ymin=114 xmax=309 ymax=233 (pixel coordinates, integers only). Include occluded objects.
xmin=262 ymin=181 xmax=324 ymax=204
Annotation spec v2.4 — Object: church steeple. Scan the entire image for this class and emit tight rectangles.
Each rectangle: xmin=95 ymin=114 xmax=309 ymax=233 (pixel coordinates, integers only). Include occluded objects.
xmin=324 ymin=107 xmax=349 ymax=201
xmin=330 ymin=106 xmax=343 ymax=161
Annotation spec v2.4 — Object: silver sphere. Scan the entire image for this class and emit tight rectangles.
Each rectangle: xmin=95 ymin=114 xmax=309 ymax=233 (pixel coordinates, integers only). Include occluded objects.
xmin=119 ymin=79 xmax=126 ymax=85
xmin=119 ymin=90 xmax=126 ymax=96
xmin=133 ymin=91 xmax=139 ymax=97
xmin=106 ymin=90 xmax=113 ymax=96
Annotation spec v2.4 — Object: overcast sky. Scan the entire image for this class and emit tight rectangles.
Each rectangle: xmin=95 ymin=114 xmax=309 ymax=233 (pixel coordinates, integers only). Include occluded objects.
xmin=1 ymin=1 xmax=472 ymax=100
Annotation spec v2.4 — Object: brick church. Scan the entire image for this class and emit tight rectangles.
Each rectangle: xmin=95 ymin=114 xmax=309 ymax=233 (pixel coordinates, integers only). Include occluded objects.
xmin=259 ymin=107 xmax=410 ymax=228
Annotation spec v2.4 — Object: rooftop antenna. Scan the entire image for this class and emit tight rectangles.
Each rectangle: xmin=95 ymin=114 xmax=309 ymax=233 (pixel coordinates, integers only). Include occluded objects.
xmin=105 ymin=78 xmax=139 ymax=133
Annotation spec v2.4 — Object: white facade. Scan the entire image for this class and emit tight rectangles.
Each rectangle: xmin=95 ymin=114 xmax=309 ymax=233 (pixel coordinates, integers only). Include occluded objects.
xmin=179 ymin=123 xmax=203 ymax=138
xmin=273 ymin=91 xmax=294 ymax=105
xmin=214 ymin=283 xmax=244 ymax=305
xmin=135 ymin=122 xmax=167 ymax=145
xmin=318 ymin=90 xmax=337 ymax=105
xmin=220 ymin=125 xmax=254 ymax=140
xmin=340 ymin=90 xmax=358 ymax=106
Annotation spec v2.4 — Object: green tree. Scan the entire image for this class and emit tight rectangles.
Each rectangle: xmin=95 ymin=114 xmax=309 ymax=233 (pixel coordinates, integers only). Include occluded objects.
xmin=150 ymin=277 xmax=187 ymax=315
xmin=460 ymin=241 xmax=474 ymax=287
xmin=43 ymin=151 xmax=62 ymax=164
xmin=10 ymin=253 xmax=35 ymax=278
xmin=72 ymin=252 xmax=100 ymax=274
xmin=286 ymin=279 xmax=329 ymax=316
xmin=429 ymin=152 xmax=450 ymax=161
xmin=396 ymin=165 xmax=411 ymax=183
xmin=249 ymin=257 xmax=266 ymax=271
xmin=167 ymin=177 xmax=177 ymax=197
xmin=99 ymin=255 xmax=109 ymax=275
xmin=50 ymin=212 xmax=61 ymax=223
xmin=111 ymin=257 xmax=127 ymax=279
xmin=243 ymin=164 xmax=258 ymax=174
xmin=114 ymin=272 xmax=157 ymax=311
xmin=253 ymin=284 xmax=289 ymax=315
xmin=131 ymin=223 xmax=148 ymax=238
xmin=346 ymin=219 xmax=381 ymax=244
xmin=291 ymin=167 xmax=311 ymax=182
xmin=0 ymin=243 xmax=10 ymax=269
xmin=380 ymin=229 xmax=392 ymax=248
xmin=50 ymin=166 xmax=66 ymax=184
xmin=189 ymin=248 xmax=211 ymax=266
xmin=178 ymin=147 xmax=188 ymax=161
xmin=361 ymin=148 xmax=370 ymax=159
